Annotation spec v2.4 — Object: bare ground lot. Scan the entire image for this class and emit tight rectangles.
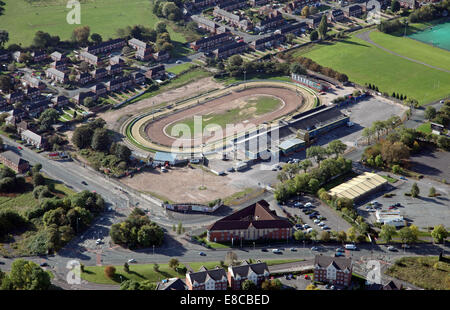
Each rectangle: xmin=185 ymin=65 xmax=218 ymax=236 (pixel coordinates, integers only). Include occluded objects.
xmin=120 ymin=165 xmax=245 ymax=204
xmin=98 ymin=77 xmax=223 ymax=126
xmin=145 ymin=87 xmax=304 ymax=147
xmin=408 ymin=148 xmax=450 ymax=182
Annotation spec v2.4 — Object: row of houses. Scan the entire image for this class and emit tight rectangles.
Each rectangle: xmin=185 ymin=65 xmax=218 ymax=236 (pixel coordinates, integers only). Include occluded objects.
xmin=213 ymin=7 xmax=253 ymax=31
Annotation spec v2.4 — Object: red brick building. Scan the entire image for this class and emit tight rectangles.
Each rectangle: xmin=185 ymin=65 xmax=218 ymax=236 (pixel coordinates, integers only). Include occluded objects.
xmin=0 ymin=151 xmax=29 ymax=173
xmin=207 ymin=200 xmax=293 ymax=242
xmin=313 ymin=255 xmax=352 ymax=287
xmin=228 ymin=261 xmax=270 ymax=289
xmin=185 ymin=266 xmax=228 ymax=290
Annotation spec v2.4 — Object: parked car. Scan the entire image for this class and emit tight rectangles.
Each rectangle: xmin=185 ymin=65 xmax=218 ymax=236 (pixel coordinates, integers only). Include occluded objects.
xmin=294 ymin=202 xmax=303 ymax=208
xmin=96 ymin=239 xmax=102 ymax=245
xmin=311 ymin=246 xmax=319 ymax=251
xmin=321 ymin=225 xmax=330 ymax=230
xmin=336 ymin=247 xmax=345 ymax=252
xmin=272 ymin=249 xmax=282 ymax=254
xmin=344 ymin=244 xmax=357 ymax=250
xmin=199 ymin=252 xmax=206 ymax=256
xmin=127 ymin=259 xmax=136 ymax=263
xmin=400 ymin=176 xmax=407 ymax=180
xmin=387 ymin=246 xmax=396 ymax=251
xmin=314 ymin=219 xmax=321 ymax=224
xmin=303 ymin=224 xmax=310 ymax=229
xmin=318 ymin=222 xmax=325 ymax=227
xmin=334 ymin=252 xmax=344 ymax=257
xmin=40 ymin=262 xmax=49 ymax=267
xmin=81 ymin=181 xmax=88 ymax=185
xmin=290 ymin=248 xmax=297 ymax=252
xmin=305 ymin=202 xmax=313 ymax=208
xmin=261 ymin=248 xmax=268 ymax=252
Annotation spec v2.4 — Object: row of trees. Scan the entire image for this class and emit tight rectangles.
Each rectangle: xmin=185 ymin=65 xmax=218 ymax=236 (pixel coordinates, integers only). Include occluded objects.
xmin=275 ymin=153 xmax=352 ymax=203
xmin=110 ymin=208 xmax=164 ymax=249
xmin=380 ymin=224 xmax=448 ymax=244
xmin=294 ymin=56 xmax=349 ymax=83
xmin=223 ymin=56 xmax=291 ymax=78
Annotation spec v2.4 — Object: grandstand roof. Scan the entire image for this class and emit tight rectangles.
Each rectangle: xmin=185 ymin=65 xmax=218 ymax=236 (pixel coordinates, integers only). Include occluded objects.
xmin=328 ymin=172 xmax=388 ymax=200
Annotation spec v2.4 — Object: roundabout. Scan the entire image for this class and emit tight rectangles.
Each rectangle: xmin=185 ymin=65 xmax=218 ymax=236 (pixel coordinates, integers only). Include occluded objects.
xmin=124 ymin=80 xmax=319 ymax=154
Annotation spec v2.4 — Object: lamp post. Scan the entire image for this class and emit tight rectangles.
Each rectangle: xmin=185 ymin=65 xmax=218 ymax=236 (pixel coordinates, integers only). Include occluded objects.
xmin=243 ymin=70 xmax=246 ymax=89
xmin=201 ymin=143 xmax=206 ymax=190
xmin=153 ymin=245 xmax=155 ymax=255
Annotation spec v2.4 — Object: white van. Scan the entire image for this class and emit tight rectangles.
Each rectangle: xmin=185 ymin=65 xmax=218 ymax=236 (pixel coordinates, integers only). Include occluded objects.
xmin=344 ymin=244 xmax=357 ymax=250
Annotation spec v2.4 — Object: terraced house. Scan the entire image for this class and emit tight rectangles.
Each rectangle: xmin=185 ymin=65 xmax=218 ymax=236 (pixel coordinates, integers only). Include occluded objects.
xmin=22 ymin=75 xmax=46 ymax=90
xmin=228 ymin=261 xmax=270 ymax=289
xmin=207 ymin=200 xmax=293 ymax=242
xmin=79 ymin=51 xmax=99 ymax=66
xmin=46 ymin=68 xmax=67 ymax=84
xmin=217 ymin=0 xmax=248 ymax=11
xmin=213 ymin=41 xmax=247 ymax=59
xmin=186 ymin=266 xmax=228 ymax=290
xmin=250 ymin=33 xmax=285 ymax=50
xmin=190 ymin=32 xmax=232 ymax=51
xmin=83 ymin=38 xmax=126 ymax=55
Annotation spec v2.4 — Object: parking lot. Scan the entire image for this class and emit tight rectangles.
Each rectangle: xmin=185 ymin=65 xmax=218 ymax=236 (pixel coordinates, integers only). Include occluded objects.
xmin=355 ymin=176 xmax=450 ymax=229
xmin=270 ymin=195 xmax=352 ymax=234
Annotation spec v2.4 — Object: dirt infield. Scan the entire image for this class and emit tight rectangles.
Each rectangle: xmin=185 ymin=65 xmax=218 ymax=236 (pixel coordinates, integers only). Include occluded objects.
xmin=145 ymin=87 xmax=304 ymax=148
xmin=98 ymin=77 xmax=222 ymax=126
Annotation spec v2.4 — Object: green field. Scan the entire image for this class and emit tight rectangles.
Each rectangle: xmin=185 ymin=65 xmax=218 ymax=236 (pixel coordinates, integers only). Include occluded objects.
xmin=386 ymin=256 xmax=450 ymax=290
xmin=166 ymin=95 xmax=283 ymax=137
xmin=81 ymin=259 xmax=304 ymax=285
xmin=294 ymin=31 xmax=450 ymax=105
xmin=416 ymin=122 xmax=432 ymax=134
xmin=0 ymin=0 xmax=187 ymax=46
xmin=370 ymin=31 xmax=450 ymax=71
xmin=167 ymin=63 xmax=197 ymax=75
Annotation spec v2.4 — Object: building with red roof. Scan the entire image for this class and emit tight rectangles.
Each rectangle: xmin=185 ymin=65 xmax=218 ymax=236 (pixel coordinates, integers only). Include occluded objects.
xmin=207 ymin=200 xmax=293 ymax=242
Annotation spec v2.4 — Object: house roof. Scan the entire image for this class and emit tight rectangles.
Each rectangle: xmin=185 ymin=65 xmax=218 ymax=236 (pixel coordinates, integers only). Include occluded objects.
xmin=21 ymin=130 xmax=43 ymax=143
xmin=128 ymin=38 xmax=148 ymax=49
xmin=278 ymin=138 xmax=305 ymax=150
xmin=229 ymin=261 xmax=269 ymax=278
xmin=187 ymin=267 xmax=227 ymax=285
xmin=314 ymin=255 xmax=352 ymax=270
xmin=383 ymin=280 xmax=402 ymax=290
xmin=0 ymin=150 xmax=28 ymax=167
xmin=46 ymin=68 xmax=66 ymax=79
xmin=156 ymin=278 xmax=188 ymax=290
xmin=253 ymin=33 xmax=285 ymax=46
xmin=208 ymin=200 xmax=292 ymax=231
xmin=215 ymin=41 xmax=246 ymax=53
xmin=328 ymin=172 xmax=388 ymax=200
xmin=193 ymin=32 xmax=231 ymax=46
xmin=154 ymin=152 xmax=178 ymax=162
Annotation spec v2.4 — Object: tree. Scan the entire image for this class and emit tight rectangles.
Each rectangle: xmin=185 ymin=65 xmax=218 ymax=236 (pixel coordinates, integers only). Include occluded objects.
xmin=91 ymin=128 xmax=110 ymax=152
xmin=0 ymin=30 xmax=9 ymax=48
xmin=38 ymin=108 xmax=59 ymax=131
xmin=428 ymin=187 xmax=436 ymax=197
xmin=309 ymin=229 xmax=318 ymax=241
xmin=337 ymin=231 xmax=347 ymax=243
xmin=90 ymin=33 xmax=103 ymax=44
xmin=72 ymin=26 xmax=91 ymax=44
xmin=318 ymin=15 xmax=328 ymax=39
xmin=299 ymin=159 xmax=312 ymax=173
xmin=380 ymin=225 xmax=396 ymax=243
xmin=424 ymin=106 xmax=436 ymax=120
xmin=228 ymin=54 xmax=243 ymax=67
xmin=32 ymin=163 xmax=43 ymax=175
xmin=290 ymin=63 xmax=306 ymax=75
xmin=241 ymin=279 xmax=257 ymax=290
xmin=8 ymin=259 xmax=51 ymax=290
xmin=121 ymin=262 xmax=129 ymax=273
xmin=301 ymin=6 xmax=310 ymax=17
xmin=155 ymin=21 xmax=167 ymax=34
xmin=310 ymin=30 xmax=319 ymax=41
xmin=347 ymin=227 xmax=357 ymax=243
xmin=320 ymin=231 xmax=330 ymax=242
xmin=33 ymin=173 xmax=45 ymax=187
xmin=375 ymin=154 xmax=383 ymax=167
xmin=294 ymin=230 xmax=306 ymax=241
xmin=104 ymin=266 xmax=116 ymax=279
xmin=168 ymin=258 xmax=179 ymax=270
xmin=72 ymin=125 xmax=94 ymax=149
xmin=398 ymin=226 xmax=418 ymax=244
xmin=306 ymin=146 xmax=328 ymax=167
xmin=327 ymin=140 xmax=347 ymax=158
xmin=431 ymin=225 xmax=448 ymax=243
xmin=153 ymin=263 xmax=160 ymax=272
xmin=410 ymin=182 xmax=420 ymax=198
xmin=381 ymin=141 xmax=410 ymax=164
xmin=391 ymin=0 xmax=400 ymax=12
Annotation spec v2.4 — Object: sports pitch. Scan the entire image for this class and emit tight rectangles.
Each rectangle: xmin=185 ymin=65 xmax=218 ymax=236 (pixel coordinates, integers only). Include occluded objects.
xmin=294 ymin=28 xmax=450 ymax=105
xmin=0 ymin=0 xmax=186 ymax=46
xmin=165 ymin=95 xmax=283 ymax=138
